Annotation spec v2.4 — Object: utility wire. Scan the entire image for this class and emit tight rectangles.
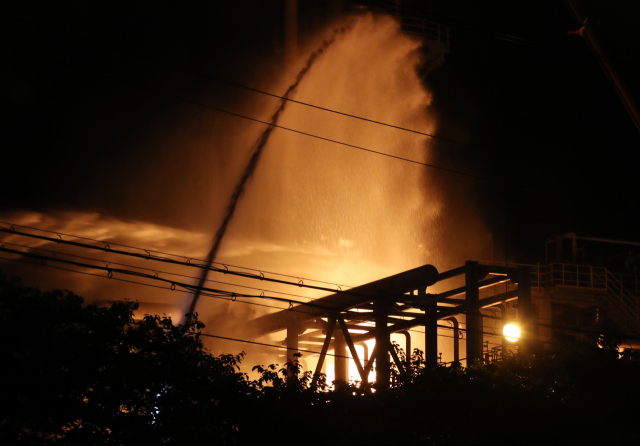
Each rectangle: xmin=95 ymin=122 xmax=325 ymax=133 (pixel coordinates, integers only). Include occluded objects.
xmin=0 ymin=240 xmax=317 ymax=302
xmin=7 ymin=15 xmax=491 ymax=156
xmin=4 ymin=44 xmax=493 ymax=182
xmin=0 ymin=221 xmax=352 ymax=289
xmin=6 ymin=225 xmax=640 ymax=341
xmin=0 ymin=254 xmax=486 ymax=349
xmin=0 ymin=225 xmax=365 ymax=299
xmin=0 ymin=243 xmax=431 ymax=325
xmin=99 ymin=73 xmax=491 ymax=181
xmin=0 ymin=246 xmax=571 ymax=343
xmin=4 ymin=252 xmax=638 ymax=356
xmin=0 ymin=224 xmax=465 ymax=309
xmin=0 ymin=252 xmax=338 ymax=319
xmin=0 ymin=244 xmax=507 ymax=339
xmin=0 ymin=244 xmax=362 ymax=314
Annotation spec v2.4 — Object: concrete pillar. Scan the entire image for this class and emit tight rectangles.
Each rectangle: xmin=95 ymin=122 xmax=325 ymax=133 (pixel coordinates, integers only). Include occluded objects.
xmin=374 ymin=300 xmax=390 ymax=390
xmin=465 ymin=261 xmax=483 ymax=364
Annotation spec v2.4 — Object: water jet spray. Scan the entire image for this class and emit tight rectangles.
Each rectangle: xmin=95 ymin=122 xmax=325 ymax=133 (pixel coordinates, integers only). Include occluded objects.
xmin=187 ymin=24 xmax=353 ymax=318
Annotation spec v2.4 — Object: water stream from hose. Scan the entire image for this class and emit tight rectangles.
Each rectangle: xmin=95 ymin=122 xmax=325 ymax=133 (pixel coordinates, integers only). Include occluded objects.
xmin=187 ymin=25 xmax=351 ymax=316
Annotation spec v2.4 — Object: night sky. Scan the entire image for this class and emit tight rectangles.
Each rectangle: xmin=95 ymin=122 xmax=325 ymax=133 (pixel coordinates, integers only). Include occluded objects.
xmin=2 ymin=0 xmax=639 ymax=266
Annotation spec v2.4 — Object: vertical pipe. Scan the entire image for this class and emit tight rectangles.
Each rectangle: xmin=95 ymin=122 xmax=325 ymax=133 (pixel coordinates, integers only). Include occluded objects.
xmin=374 ymin=300 xmax=390 ymax=390
xmin=334 ymin=329 xmax=348 ymax=385
xmin=465 ymin=261 xmax=482 ymax=364
xmin=445 ymin=317 xmax=459 ymax=364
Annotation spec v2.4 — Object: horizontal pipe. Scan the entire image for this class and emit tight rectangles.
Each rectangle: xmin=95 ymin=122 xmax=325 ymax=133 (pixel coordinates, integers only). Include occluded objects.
xmin=242 ymin=264 xmax=439 ymax=337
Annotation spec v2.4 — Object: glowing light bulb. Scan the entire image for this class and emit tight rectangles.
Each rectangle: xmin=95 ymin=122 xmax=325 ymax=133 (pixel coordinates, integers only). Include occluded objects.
xmin=503 ymin=324 xmax=520 ymax=343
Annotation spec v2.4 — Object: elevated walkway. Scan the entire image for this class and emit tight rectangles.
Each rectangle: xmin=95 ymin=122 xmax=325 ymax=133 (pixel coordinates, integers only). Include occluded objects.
xmin=514 ymin=262 xmax=639 ymax=335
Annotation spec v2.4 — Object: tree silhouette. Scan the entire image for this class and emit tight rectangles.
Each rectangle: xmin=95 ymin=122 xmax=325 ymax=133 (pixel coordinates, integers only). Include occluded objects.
xmin=2 ymin=269 xmax=640 ymax=446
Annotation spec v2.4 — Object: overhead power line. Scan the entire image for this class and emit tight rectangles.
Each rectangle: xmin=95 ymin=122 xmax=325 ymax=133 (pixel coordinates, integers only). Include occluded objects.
xmin=0 ymin=222 xmax=351 ymax=289
xmin=0 ymin=253 xmax=492 ymax=349
xmin=0 ymin=224 xmax=357 ymax=298
xmin=9 ymin=15 xmax=491 ymax=156
xmin=4 ymin=250 xmax=638 ymax=350
xmin=0 ymin=240 xmax=317 ymax=302
xmin=100 ymin=73 xmax=492 ymax=181
xmin=0 ymin=244 xmax=357 ymax=314
xmin=5 ymin=44 xmax=492 ymax=182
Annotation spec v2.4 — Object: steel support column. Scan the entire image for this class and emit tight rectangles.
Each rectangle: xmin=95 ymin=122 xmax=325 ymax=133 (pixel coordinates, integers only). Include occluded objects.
xmin=374 ymin=300 xmax=390 ymax=390
xmin=445 ymin=317 xmax=459 ymax=364
xmin=465 ymin=260 xmax=483 ymax=364
xmin=421 ymin=286 xmax=438 ymax=365
xmin=311 ymin=318 xmax=335 ymax=388
xmin=338 ymin=317 xmax=367 ymax=383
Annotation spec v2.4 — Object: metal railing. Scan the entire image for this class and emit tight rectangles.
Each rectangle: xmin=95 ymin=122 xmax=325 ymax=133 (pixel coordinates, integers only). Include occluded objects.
xmin=400 ymin=16 xmax=449 ymax=45
xmin=537 ymin=263 xmax=639 ymax=325
xmin=478 ymin=261 xmax=639 ymax=326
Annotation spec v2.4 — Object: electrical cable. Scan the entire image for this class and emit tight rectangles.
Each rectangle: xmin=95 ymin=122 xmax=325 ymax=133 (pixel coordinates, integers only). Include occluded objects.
xmin=3 ymin=252 xmax=636 ymax=371
xmin=98 ymin=73 xmax=492 ymax=181
xmin=0 ymin=240 xmax=318 ymax=302
xmin=0 ymin=225 xmax=369 ymax=299
xmin=0 ymin=224 xmax=464 ymax=309
xmin=0 ymin=244 xmax=367 ymax=314
xmin=0 ymin=252 xmax=334 ymax=319
xmin=0 ymin=221 xmax=352 ymax=289
xmin=0 ymin=253 xmax=476 ymax=364
xmin=5 ymin=15 xmax=492 ymax=156
xmin=2 ymin=44 xmax=493 ymax=182
xmin=5 ymin=226 xmax=640 ymax=341
xmin=0 ymin=252 xmax=496 ymax=344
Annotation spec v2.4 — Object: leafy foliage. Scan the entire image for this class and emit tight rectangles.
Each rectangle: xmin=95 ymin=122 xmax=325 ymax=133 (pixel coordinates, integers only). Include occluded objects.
xmin=0 ymin=271 xmax=250 ymax=444
xmin=2 ymin=270 xmax=640 ymax=445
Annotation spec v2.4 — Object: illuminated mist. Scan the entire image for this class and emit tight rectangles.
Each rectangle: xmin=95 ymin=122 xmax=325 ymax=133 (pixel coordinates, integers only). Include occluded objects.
xmin=0 ymin=13 xmax=492 ymax=377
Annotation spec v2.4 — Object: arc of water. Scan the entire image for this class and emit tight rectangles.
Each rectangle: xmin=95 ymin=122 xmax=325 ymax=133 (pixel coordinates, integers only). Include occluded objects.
xmin=187 ymin=25 xmax=352 ymax=317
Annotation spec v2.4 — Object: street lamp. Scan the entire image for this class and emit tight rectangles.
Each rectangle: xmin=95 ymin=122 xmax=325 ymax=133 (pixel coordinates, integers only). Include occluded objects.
xmin=503 ymin=323 xmax=520 ymax=343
